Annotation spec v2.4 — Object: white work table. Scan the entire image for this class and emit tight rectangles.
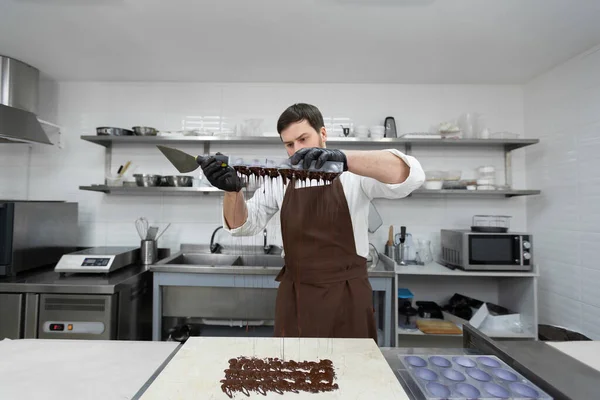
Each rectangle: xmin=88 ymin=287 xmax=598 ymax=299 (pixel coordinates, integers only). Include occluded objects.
xmin=2 ymin=337 xmax=600 ymax=399
xmin=548 ymin=341 xmax=600 ymax=372
xmin=0 ymin=339 xmax=179 ymax=400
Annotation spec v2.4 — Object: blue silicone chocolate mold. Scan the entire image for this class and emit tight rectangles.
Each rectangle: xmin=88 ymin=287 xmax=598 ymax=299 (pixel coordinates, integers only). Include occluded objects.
xmin=400 ymin=354 xmax=552 ymax=399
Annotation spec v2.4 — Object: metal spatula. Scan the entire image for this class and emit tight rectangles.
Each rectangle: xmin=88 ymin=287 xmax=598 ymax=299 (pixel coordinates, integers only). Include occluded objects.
xmin=146 ymin=226 xmax=159 ymax=240
xmin=157 ymin=145 xmax=229 ymax=173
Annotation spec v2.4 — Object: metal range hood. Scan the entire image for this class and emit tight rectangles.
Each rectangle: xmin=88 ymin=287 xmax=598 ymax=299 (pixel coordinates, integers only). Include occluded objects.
xmin=0 ymin=56 xmax=53 ymax=145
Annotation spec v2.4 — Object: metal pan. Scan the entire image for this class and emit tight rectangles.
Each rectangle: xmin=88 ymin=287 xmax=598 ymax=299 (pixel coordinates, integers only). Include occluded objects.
xmin=96 ymin=127 xmax=134 ymax=136
xmin=132 ymin=126 xmax=158 ymax=136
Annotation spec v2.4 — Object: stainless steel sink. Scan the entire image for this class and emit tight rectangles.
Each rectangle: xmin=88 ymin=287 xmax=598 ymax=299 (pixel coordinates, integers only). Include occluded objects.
xmin=160 ymin=252 xmax=284 ymax=268
xmin=173 ymin=253 xmax=238 ymax=266
xmin=232 ymin=255 xmax=285 ymax=267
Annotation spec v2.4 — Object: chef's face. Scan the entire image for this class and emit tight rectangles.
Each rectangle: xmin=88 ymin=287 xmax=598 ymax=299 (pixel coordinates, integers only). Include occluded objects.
xmin=280 ymin=120 xmax=327 ymax=157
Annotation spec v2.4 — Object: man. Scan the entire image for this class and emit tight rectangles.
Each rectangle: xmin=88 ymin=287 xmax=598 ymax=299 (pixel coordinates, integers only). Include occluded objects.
xmin=201 ymin=103 xmax=424 ymax=343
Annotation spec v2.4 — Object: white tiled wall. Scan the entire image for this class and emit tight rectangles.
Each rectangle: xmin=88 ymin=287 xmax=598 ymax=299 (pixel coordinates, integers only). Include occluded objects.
xmin=525 ymin=44 xmax=600 ymax=339
xmin=0 ymin=82 xmax=526 ymax=262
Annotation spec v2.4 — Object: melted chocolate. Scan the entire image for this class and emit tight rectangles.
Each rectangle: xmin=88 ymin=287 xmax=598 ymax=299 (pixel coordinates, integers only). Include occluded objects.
xmin=235 ymin=165 xmax=340 ymax=187
xmin=279 ymin=169 xmax=293 ymax=185
xmin=249 ymin=166 xmax=267 ymax=177
xmin=263 ymin=168 xmax=279 ymax=179
xmin=233 ymin=165 xmax=251 ymax=177
xmin=221 ymin=357 xmax=338 ymax=398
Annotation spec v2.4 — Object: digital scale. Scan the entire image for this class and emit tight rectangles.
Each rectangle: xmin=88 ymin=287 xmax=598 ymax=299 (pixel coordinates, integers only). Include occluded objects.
xmin=54 ymin=246 xmax=139 ymax=274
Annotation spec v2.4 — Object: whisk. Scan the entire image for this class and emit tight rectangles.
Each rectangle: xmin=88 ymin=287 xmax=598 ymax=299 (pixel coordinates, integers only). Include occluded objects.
xmin=135 ymin=217 xmax=149 ymax=240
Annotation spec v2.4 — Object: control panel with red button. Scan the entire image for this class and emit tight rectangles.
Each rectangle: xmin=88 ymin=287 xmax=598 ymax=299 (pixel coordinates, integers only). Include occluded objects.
xmin=43 ymin=321 xmax=105 ymax=334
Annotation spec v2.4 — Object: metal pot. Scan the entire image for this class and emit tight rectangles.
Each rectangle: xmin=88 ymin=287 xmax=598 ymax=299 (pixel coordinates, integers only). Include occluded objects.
xmin=163 ymin=175 xmax=193 ymax=187
xmin=133 ymin=174 xmax=161 ymax=187
xmin=96 ymin=127 xmax=134 ymax=136
xmin=132 ymin=126 xmax=158 ymax=136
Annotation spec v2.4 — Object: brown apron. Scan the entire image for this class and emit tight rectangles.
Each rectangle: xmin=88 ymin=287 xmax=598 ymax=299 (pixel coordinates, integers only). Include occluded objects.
xmin=274 ymin=177 xmax=378 ymax=343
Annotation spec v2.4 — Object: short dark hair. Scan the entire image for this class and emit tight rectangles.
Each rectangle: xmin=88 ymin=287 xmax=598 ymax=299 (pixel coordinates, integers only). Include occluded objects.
xmin=277 ymin=103 xmax=324 ymax=134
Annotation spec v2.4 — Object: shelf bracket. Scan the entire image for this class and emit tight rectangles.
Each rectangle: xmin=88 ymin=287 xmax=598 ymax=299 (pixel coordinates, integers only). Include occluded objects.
xmin=38 ymin=119 xmax=64 ymax=149
xmin=504 ymin=148 xmax=512 ymax=188
xmin=105 ymin=146 xmax=112 ymax=182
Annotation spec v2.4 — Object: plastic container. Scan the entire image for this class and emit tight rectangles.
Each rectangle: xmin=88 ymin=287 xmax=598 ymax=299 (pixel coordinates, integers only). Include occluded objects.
xmin=476 ymin=165 xmax=496 ymax=180
xmin=354 ymin=125 xmax=369 ymax=138
xmin=424 ymin=170 xmax=445 ymax=190
xmin=370 ymin=125 xmax=385 ymax=139
xmin=472 ymin=215 xmax=511 ymax=232
xmin=105 ymin=175 xmax=124 ymax=187
xmin=426 ymin=170 xmax=445 ymax=180
xmin=444 ymin=170 xmax=462 ymax=181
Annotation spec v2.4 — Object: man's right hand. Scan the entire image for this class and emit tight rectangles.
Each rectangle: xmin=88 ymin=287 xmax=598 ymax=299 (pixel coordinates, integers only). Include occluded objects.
xmin=200 ymin=155 xmax=243 ymax=192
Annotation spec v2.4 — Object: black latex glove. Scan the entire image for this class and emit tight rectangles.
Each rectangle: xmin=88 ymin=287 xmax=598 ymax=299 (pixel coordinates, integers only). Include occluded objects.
xmin=200 ymin=153 xmax=243 ymax=192
xmin=289 ymin=148 xmax=348 ymax=171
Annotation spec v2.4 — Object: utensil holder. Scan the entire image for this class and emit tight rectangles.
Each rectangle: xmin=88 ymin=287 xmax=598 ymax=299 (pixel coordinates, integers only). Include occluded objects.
xmin=141 ymin=240 xmax=158 ymax=265
xmin=385 ymin=244 xmax=395 ymax=259
xmin=395 ymin=244 xmax=406 ymax=265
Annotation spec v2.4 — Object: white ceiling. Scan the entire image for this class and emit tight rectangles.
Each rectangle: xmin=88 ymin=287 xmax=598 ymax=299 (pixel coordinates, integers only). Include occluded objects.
xmin=1 ymin=0 xmax=600 ymax=84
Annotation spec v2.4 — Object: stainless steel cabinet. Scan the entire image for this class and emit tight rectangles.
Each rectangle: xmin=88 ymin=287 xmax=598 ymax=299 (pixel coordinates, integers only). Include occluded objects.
xmin=0 ymin=293 xmax=23 ymax=339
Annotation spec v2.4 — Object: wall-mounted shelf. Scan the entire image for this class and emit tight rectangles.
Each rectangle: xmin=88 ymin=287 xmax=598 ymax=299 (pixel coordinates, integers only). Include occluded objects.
xmin=80 ymin=134 xmax=539 ymax=152
xmin=412 ymin=189 xmax=540 ymax=198
xmin=80 ymin=134 xmax=541 ymax=199
xmin=79 ymin=185 xmax=223 ymax=195
xmin=79 ymin=185 xmax=540 ymax=198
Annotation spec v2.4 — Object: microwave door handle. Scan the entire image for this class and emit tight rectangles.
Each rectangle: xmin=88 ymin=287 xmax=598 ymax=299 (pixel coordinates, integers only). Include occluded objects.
xmin=519 ymin=235 xmax=524 ymax=266
xmin=515 ymin=235 xmax=522 ymax=265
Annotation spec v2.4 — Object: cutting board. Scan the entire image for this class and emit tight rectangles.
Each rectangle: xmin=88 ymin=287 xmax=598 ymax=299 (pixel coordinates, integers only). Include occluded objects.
xmin=416 ymin=320 xmax=462 ymax=335
xmin=139 ymin=337 xmax=410 ymax=400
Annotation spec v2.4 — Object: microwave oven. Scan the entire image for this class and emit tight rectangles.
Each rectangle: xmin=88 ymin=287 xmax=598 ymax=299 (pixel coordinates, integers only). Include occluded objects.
xmin=440 ymin=229 xmax=532 ymax=271
xmin=0 ymin=201 xmax=78 ymax=277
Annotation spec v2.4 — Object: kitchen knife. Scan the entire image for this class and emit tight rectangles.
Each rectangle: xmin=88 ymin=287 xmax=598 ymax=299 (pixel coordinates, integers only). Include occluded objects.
xmin=156 ymin=145 xmax=229 ymax=173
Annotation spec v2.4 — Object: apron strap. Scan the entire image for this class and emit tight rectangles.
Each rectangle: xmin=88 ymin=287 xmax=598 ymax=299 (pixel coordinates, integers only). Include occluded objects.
xmin=276 ymin=258 xmax=367 ymax=284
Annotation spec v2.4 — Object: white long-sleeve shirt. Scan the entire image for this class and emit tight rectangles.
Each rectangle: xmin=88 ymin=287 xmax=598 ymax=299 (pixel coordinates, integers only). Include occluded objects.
xmin=222 ymin=149 xmax=425 ymax=258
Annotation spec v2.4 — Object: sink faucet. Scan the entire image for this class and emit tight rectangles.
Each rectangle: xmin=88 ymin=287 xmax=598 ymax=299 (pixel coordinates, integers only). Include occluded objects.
xmin=263 ymin=229 xmax=277 ymax=254
xmin=210 ymin=226 xmax=224 ymax=254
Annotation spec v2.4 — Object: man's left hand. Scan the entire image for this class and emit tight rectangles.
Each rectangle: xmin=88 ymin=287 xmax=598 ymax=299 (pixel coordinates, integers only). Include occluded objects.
xmin=289 ymin=148 xmax=348 ymax=171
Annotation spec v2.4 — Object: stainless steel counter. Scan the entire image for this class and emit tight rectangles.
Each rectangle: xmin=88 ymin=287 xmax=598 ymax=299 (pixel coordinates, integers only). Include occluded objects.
xmin=150 ymin=261 xmax=395 ymax=277
xmin=150 ymin=246 xmax=396 ymax=345
xmin=0 ymin=263 xmax=154 ymax=340
xmin=462 ymin=324 xmax=600 ymax=400
xmin=0 ymin=264 xmax=150 ymax=294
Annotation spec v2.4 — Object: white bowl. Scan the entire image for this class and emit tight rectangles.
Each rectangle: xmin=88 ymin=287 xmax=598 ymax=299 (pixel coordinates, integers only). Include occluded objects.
xmin=424 ymin=181 xmax=443 ymax=190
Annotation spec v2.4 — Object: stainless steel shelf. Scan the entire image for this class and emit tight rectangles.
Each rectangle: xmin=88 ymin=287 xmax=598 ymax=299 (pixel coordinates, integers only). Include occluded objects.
xmin=80 ymin=135 xmax=539 ymax=151
xmin=411 ymin=189 xmax=541 ymax=198
xmin=79 ymin=185 xmax=225 ymax=195
xmin=80 ymin=185 xmax=540 ymax=197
